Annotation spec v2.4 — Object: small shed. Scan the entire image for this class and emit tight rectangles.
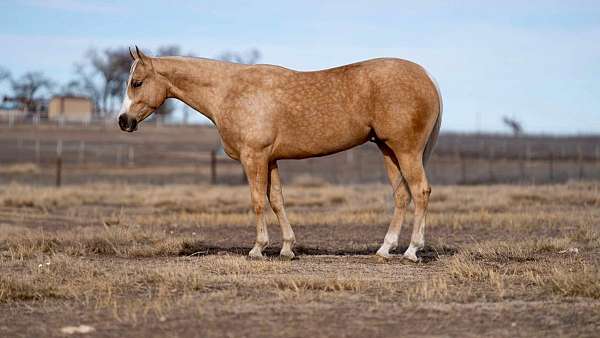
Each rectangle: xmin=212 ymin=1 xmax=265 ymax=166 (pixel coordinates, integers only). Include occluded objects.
xmin=48 ymin=96 xmax=93 ymax=122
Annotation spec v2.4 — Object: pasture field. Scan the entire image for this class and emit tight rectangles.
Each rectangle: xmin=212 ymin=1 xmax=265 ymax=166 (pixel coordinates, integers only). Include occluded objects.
xmin=1 ymin=181 xmax=599 ymax=337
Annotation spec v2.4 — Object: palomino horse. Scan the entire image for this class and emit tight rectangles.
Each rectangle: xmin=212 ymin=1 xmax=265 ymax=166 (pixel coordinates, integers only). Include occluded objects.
xmin=118 ymin=47 xmax=442 ymax=261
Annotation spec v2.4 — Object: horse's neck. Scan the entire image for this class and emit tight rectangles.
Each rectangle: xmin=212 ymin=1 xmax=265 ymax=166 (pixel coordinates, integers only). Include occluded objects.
xmin=154 ymin=57 xmax=239 ymax=123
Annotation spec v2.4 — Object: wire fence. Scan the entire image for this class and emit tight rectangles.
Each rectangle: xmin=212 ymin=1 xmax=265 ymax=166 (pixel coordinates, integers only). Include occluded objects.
xmin=1 ymin=121 xmax=599 ymax=186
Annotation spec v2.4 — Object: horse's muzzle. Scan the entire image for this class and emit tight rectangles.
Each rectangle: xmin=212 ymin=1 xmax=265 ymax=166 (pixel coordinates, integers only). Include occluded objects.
xmin=118 ymin=114 xmax=138 ymax=132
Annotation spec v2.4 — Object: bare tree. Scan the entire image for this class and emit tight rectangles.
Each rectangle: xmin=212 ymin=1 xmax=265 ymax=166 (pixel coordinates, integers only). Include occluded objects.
xmin=59 ymin=80 xmax=80 ymax=96
xmin=156 ymin=45 xmax=181 ymax=57
xmin=502 ymin=116 xmax=523 ymax=136
xmin=73 ymin=45 xmax=186 ymax=118
xmin=61 ymin=64 xmax=104 ymax=114
xmin=0 ymin=66 xmax=10 ymax=83
xmin=68 ymin=45 xmax=258 ymax=120
xmin=0 ymin=66 xmax=10 ymax=104
xmin=217 ymin=48 xmax=261 ymax=65
xmin=10 ymin=71 xmax=54 ymax=112
xmin=83 ymin=47 xmax=131 ymax=115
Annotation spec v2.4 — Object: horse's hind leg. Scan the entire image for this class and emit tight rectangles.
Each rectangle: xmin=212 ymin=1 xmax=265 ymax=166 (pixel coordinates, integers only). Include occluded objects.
xmin=267 ymin=162 xmax=296 ymax=259
xmin=395 ymin=151 xmax=431 ymax=262
xmin=375 ymin=143 xmax=411 ymax=258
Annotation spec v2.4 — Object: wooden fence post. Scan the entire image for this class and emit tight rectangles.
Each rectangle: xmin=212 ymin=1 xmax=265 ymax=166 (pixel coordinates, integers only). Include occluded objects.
xmin=455 ymin=145 xmax=466 ymax=185
xmin=56 ymin=140 xmax=63 ymax=187
xmin=210 ymin=149 xmax=217 ymax=184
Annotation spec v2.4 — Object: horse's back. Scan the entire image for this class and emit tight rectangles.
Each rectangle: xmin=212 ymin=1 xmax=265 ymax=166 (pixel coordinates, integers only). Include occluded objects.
xmin=228 ymin=58 xmax=440 ymax=160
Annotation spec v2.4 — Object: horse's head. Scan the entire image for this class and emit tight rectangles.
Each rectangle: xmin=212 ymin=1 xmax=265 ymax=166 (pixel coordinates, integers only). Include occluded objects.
xmin=118 ymin=46 xmax=168 ymax=132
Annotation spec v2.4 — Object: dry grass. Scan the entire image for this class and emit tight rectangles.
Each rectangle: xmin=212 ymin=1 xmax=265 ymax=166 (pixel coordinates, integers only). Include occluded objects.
xmin=0 ymin=182 xmax=599 ymax=337
xmin=0 ymin=163 xmax=40 ymax=175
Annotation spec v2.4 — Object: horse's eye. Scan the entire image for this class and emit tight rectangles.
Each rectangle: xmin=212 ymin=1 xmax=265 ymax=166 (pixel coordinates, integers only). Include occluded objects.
xmin=132 ymin=80 xmax=143 ymax=88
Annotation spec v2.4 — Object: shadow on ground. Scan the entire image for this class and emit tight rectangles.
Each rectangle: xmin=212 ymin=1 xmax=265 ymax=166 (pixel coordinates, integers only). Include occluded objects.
xmin=178 ymin=241 xmax=457 ymax=262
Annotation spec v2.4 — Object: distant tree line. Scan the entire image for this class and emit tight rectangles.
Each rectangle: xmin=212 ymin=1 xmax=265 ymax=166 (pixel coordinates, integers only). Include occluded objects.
xmin=0 ymin=47 xmax=261 ymax=118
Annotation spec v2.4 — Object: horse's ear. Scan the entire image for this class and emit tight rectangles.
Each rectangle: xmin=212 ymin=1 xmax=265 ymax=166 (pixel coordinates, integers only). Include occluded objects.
xmin=135 ymin=45 xmax=150 ymax=66
xmin=129 ymin=47 xmax=135 ymax=60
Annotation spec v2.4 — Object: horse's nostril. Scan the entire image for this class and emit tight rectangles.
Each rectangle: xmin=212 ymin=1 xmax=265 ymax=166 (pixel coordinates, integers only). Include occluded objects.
xmin=118 ymin=114 xmax=138 ymax=132
xmin=118 ymin=114 xmax=128 ymax=130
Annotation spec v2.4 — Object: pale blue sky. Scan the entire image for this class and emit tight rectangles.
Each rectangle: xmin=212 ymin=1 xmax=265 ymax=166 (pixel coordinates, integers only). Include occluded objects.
xmin=1 ymin=0 xmax=599 ymax=134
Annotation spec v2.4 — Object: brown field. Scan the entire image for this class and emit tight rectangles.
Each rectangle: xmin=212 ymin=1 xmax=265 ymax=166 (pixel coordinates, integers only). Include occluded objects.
xmin=1 ymin=181 xmax=599 ymax=337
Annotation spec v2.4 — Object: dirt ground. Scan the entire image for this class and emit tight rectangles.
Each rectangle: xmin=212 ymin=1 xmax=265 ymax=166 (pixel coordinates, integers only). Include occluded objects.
xmin=1 ymin=181 xmax=599 ymax=337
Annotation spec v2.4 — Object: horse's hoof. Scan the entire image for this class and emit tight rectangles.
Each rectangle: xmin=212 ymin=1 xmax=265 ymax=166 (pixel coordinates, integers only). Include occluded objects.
xmin=248 ymin=249 xmax=265 ymax=260
xmin=403 ymin=252 xmax=421 ymax=262
xmin=375 ymin=251 xmax=392 ymax=262
xmin=279 ymin=251 xmax=296 ymax=261
xmin=247 ymin=254 xmax=266 ymax=261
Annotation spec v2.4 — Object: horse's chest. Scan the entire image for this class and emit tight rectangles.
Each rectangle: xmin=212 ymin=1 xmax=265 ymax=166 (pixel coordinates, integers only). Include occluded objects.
xmin=222 ymin=142 xmax=240 ymax=160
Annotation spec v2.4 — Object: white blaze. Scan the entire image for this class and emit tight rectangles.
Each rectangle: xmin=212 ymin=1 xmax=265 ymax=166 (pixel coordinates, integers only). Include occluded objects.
xmin=119 ymin=60 xmax=138 ymax=115
xmin=119 ymin=93 xmax=132 ymax=115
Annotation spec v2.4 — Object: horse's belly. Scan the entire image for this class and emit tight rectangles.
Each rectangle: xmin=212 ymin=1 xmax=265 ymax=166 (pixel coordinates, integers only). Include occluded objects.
xmin=272 ymin=121 xmax=371 ymax=159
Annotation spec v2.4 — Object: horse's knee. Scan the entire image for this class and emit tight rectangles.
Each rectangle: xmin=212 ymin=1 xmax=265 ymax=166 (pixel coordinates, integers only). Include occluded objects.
xmin=393 ymin=189 xmax=411 ymax=209
xmin=253 ymin=202 xmax=265 ymax=215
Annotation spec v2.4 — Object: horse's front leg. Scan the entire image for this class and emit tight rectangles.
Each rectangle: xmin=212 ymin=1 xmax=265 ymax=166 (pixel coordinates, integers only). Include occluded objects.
xmin=241 ymin=150 xmax=270 ymax=258
xmin=267 ymin=162 xmax=296 ymax=260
